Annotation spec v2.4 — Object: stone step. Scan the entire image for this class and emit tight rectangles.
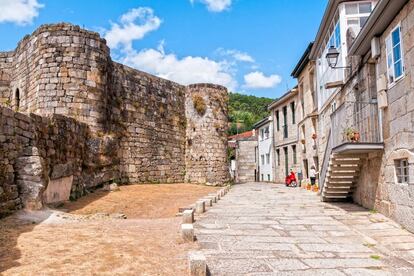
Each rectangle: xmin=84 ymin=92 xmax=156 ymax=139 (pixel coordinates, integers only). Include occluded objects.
xmin=322 ymin=192 xmax=352 ymax=197
xmin=328 ymin=165 xmax=359 ymax=172
xmin=331 ymin=160 xmax=362 ymax=165
xmin=328 ymin=171 xmax=359 ymax=176
xmin=324 ymin=186 xmax=355 ymax=192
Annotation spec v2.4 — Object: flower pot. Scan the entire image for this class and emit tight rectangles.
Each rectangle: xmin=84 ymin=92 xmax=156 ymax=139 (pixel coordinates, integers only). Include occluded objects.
xmin=354 ymin=132 xmax=360 ymax=142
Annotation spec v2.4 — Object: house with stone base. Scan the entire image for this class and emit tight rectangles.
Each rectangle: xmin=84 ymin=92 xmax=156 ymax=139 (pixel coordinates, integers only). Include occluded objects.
xmin=313 ymin=0 xmax=414 ymax=232
xmin=291 ymin=43 xmax=320 ymax=185
xmin=268 ymin=88 xmax=301 ymax=183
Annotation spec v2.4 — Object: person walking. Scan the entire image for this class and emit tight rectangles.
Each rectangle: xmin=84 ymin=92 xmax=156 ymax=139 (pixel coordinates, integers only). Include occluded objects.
xmin=310 ymin=165 xmax=318 ymax=186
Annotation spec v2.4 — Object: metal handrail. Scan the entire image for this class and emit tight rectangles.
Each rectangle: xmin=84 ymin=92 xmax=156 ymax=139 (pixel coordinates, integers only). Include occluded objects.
xmin=330 ymin=101 xmax=381 ymax=149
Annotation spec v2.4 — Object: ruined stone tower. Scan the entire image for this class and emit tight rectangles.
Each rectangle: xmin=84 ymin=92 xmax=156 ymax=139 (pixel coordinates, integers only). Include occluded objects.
xmin=0 ymin=23 xmax=230 ymax=216
xmin=185 ymin=84 xmax=230 ymax=185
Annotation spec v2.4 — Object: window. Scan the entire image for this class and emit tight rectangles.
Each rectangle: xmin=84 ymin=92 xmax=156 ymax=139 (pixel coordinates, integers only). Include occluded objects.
xmin=276 ymin=149 xmax=280 ymax=166
xmin=264 ymin=126 xmax=270 ymax=139
xmin=15 ymin=88 xmax=20 ymax=110
xmin=261 ymin=154 xmax=265 ymax=165
xmin=334 ymin=22 xmax=341 ymax=48
xmin=395 ymin=159 xmax=409 ymax=184
xmin=267 ymin=174 xmax=270 ymax=181
xmin=266 ymin=153 xmax=270 ymax=164
xmin=276 ymin=110 xmax=280 ymax=131
xmin=291 ymin=102 xmax=295 ymax=124
xmin=260 ymin=129 xmax=264 ymax=140
xmin=345 ymin=2 xmax=372 ymax=15
xmin=292 ymin=145 xmax=297 ymax=164
xmin=261 ymin=174 xmax=264 ymax=181
xmin=386 ymin=25 xmax=404 ymax=84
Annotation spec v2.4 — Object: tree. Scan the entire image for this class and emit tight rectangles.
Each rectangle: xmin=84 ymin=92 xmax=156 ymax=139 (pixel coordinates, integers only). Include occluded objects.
xmin=228 ymin=92 xmax=275 ymax=135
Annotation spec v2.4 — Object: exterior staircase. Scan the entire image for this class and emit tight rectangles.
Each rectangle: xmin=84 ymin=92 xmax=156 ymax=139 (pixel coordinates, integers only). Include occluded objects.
xmin=321 ymin=153 xmax=364 ymax=202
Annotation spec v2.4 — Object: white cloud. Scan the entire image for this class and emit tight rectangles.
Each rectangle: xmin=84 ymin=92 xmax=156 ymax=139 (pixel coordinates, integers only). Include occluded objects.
xmin=243 ymin=71 xmax=282 ymax=89
xmin=104 ymin=7 xmax=161 ymax=50
xmin=190 ymin=0 xmax=232 ymax=12
xmin=122 ymin=44 xmax=237 ymax=90
xmin=217 ymin=48 xmax=255 ymax=63
xmin=0 ymin=0 xmax=43 ymax=25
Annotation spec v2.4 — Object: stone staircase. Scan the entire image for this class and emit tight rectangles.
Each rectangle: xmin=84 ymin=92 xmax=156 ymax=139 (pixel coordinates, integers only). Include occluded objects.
xmin=321 ymin=153 xmax=365 ymax=202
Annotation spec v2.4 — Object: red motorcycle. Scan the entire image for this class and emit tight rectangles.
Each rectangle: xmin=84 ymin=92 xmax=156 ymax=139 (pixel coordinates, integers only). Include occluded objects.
xmin=285 ymin=171 xmax=298 ymax=187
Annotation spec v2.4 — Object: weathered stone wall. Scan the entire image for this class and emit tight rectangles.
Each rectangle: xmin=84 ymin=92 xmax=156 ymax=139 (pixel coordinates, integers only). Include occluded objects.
xmin=370 ymin=0 xmax=414 ymax=232
xmin=4 ymin=23 xmax=110 ymax=132
xmin=0 ymin=105 xmax=119 ymax=217
xmin=113 ymin=64 xmax=187 ymax=183
xmin=185 ymin=84 xmax=230 ymax=185
xmin=0 ymin=23 xmax=229 ymax=216
xmin=235 ymin=138 xmax=257 ymax=183
xmin=0 ymin=52 xmax=13 ymax=105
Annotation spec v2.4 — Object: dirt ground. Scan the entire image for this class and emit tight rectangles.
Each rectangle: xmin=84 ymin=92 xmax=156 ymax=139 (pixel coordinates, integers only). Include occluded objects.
xmin=0 ymin=184 xmax=219 ymax=276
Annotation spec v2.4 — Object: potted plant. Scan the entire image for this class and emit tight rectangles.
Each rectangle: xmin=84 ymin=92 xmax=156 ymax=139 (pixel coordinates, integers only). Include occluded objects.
xmin=344 ymin=127 xmax=360 ymax=142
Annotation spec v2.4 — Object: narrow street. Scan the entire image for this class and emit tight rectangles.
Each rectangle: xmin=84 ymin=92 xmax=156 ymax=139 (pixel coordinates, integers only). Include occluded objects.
xmin=195 ymin=183 xmax=414 ymax=275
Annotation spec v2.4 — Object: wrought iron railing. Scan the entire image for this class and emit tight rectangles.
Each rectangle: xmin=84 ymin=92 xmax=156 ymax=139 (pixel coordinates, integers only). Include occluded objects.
xmin=330 ymin=101 xmax=381 ymax=149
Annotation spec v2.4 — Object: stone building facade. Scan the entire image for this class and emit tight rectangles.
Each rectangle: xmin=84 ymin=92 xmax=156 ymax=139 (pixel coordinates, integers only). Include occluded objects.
xmin=234 ymin=135 xmax=257 ymax=183
xmin=291 ymin=43 xmax=320 ymax=183
xmin=0 ymin=23 xmax=230 ymax=217
xmin=269 ymin=88 xmax=301 ymax=183
xmin=313 ymin=0 xmax=414 ymax=232
xmin=349 ymin=0 xmax=414 ymax=232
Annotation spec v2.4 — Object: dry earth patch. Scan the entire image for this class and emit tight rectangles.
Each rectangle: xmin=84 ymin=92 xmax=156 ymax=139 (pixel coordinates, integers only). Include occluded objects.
xmin=0 ymin=183 xmax=218 ymax=276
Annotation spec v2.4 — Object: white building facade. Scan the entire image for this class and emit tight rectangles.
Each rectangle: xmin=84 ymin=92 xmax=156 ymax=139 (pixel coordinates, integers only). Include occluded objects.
xmin=254 ymin=116 xmax=274 ymax=182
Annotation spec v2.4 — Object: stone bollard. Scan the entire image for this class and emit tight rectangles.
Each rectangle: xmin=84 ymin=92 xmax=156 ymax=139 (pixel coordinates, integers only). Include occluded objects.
xmin=195 ymin=200 xmax=205 ymax=214
xmin=189 ymin=251 xmax=207 ymax=276
xmin=220 ymin=189 xmax=225 ymax=197
xmin=203 ymin=198 xmax=213 ymax=207
xmin=207 ymin=195 xmax=217 ymax=203
xmin=182 ymin=209 xmax=194 ymax=224
xmin=217 ymin=192 xmax=221 ymax=200
xmin=181 ymin=224 xmax=195 ymax=242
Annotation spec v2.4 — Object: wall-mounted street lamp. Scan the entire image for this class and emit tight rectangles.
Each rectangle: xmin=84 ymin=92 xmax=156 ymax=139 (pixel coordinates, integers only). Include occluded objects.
xmin=326 ymin=46 xmax=351 ymax=70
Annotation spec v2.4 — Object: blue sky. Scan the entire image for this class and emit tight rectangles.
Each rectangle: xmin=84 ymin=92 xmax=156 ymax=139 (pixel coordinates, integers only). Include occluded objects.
xmin=0 ymin=0 xmax=327 ymax=99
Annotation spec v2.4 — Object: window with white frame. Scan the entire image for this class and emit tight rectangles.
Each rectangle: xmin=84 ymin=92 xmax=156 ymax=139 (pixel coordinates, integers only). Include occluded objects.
xmin=260 ymin=129 xmax=264 ymax=140
xmin=266 ymin=153 xmax=270 ymax=164
xmin=261 ymin=154 xmax=265 ymax=165
xmin=395 ymin=159 xmax=409 ymax=184
xmin=345 ymin=2 xmax=373 ymax=41
xmin=267 ymin=174 xmax=270 ymax=181
xmin=386 ymin=25 xmax=404 ymax=84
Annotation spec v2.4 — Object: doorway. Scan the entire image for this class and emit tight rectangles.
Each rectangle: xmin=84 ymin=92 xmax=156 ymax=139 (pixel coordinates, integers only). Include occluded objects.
xmin=283 ymin=147 xmax=288 ymax=177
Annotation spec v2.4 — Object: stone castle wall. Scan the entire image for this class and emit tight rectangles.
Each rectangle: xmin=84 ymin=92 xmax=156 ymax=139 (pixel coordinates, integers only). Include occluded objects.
xmin=0 ymin=105 xmax=119 ymax=217
xmin=0 ymin=52 xmax=13 ymax=105
xmin=185 ymin=84 xmax=230 ymax=185
xmin=113 ymin=64 xmax=187 ymax=183
xmin=0 ymin=23 xmax=229 ymax=216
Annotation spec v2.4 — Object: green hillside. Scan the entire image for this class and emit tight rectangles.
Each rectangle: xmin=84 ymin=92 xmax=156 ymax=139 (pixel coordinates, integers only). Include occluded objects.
xmin=228 ymin=92 xmax=275 ymax=135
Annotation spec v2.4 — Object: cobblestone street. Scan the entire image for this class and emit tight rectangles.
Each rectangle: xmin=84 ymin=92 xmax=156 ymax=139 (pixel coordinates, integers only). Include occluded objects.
xmin=195 ymin=183 xmax=414 ymax=275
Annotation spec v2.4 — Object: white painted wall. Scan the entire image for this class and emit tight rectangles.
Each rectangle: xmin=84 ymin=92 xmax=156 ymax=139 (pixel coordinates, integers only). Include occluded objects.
xmin=257 ymin=117 xmax=273 ymax=182
xmin=316 ymin=1 xmax=378 ymax=110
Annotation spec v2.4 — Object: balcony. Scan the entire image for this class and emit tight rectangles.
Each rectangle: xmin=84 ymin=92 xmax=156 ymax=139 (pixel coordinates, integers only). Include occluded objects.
xmin=331 ymin=101 xmax=384 ymax=154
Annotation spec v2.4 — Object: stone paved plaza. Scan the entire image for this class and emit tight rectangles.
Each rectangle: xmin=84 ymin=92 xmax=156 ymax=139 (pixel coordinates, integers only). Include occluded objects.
xmin=195 ymin=183 xmax=414 ymax=275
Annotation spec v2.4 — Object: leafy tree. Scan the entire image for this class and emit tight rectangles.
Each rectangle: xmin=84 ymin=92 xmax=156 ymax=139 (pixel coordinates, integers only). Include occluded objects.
xmin=228 ymin=92 xmax=275 ymax=135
